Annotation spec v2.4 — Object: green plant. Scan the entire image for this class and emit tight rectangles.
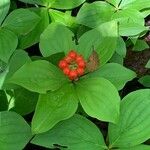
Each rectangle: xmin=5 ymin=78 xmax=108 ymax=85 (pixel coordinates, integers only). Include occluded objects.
xmin=0 ymin=0 xmax=150 ymax=150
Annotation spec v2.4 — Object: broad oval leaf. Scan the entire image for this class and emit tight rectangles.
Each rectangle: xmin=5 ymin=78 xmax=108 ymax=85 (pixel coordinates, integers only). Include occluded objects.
xmin=76 ymin=77 xmax=120 ymax=123
xmin=51 ymin=0 xmax=86 ymax=9
xmin=0 ymin=111 xmax=32 ymax=150
xmin=77 ymin=21 xmax=118 ymax=65
xmin=0 ymin=28 xmax=18 ymax=63
xmin=32 ymin=83 xmax=78 ymax=134
xmin=31 ymin=115 xmax=107 ymax=150
xmin=0 ymin=0 xmax=10 ymax=25
xmin=87 ymin=63 xmax=136 ymax=90
xmin=119 ymin=0 xmax=150 ymax=10
xmin=2 ymin=8 xmax=40 ymax=35
xmin=77 ymin=2 xmax=114 ymax=28
xmin=19 ymin=8 xmax=49 ymax=49
xmin=7 ymin=60 xmax=68 ymax=93
xmin=10 ymin=88 xmax=38 ymax=116
xmin=40 ymin=23 xmax=76 ymax=57
xmin=109 ymin=89 xmax=150 ymax=148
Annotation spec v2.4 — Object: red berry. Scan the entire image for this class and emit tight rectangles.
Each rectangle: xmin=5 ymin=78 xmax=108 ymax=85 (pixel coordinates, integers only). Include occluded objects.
xmin=58 ymin=60 xmax=67 ymax=69
xmin=77 ymin=60 xmax=86 ymax=68
xmin=76 ymin=55 xmax=84 ymax=62
xmin=69 ymin=70 xmax=78 ymax=80
xmin=68 ymin=50 xmax=77 ymax=59
xmin=64 ymin=56 xmax=72 ymax=63
xmin=63 ymin=67 xmax=70 ymax=75
xmin=77 ymin=68 xmax=84 ymax=76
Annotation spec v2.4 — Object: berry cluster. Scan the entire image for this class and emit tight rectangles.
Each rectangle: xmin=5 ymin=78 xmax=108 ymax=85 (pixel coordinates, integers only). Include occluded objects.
xmin=58 ymin=50 xmax=86 ymax=80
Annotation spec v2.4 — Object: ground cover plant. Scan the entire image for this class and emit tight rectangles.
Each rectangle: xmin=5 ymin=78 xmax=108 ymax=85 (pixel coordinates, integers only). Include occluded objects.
xmin=0 ymin=0 xmax=150 ymax=149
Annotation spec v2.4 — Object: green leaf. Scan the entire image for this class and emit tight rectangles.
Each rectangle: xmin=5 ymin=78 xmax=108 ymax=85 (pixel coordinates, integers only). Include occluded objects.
xmin=133 ymin=40 xmax=149 ymax=51
xmin=0 ymin=111 xmax=32 ymax=150
xmin=10 ymin=88 xmax=38 ymax=116
xmin=77 ymin=27 xmax=101 ymax=59
xmin=40 ymin=23 xmax=75 ymax=57
xmin=87 ymin=63 xmax=136 ymax=90
xmin=0 ymin=28 xmax=18 ymax=63
xmin=51 ymin=0 xmax=86 ymax=9
xmin=120 ymin=144 xmax=150 ymax=150
xmin=3 ymin=50 xmax=31 ymax=90
xmin=138 ymin=75 xmax=150 ymax=87
xmin=6 ymin=50 xmax=31 ymax=79
xmin=49 ymin=9 xmax=77 ymax=30
xmin=145 ymin=59 xmax=150 ymax=68
xmin=119 ymin=0 xmax=150 ymax=10
xmin=111 ymin=9 xmax=146 ymax=36
xmin=76 ymin=77 xmax=120 ymax=123
xmin=19 ymin=8 xmax=49 ymax=49
xmin=119 ymin=22 xmax=147 ymax=36
xmin=116 ymin=37 xmax=126 ymax=57
xmin=31 ymin=115 xmax=107 ymax=150
xmin=0 ymin=90 xmax=8 ymax=111
xmin=109 ymin=89 xmax=150 ymax=148
xmin=0 ymin=0 xmax=10 ymax=25
xmin=110 ymin=53 xmax=124 ymax=65
xmin=106 ymin=0 xmax=120 ymax=7
xmin=77 ymin=2 xmax=114 ymax=28
xmin=32 ymin=83 xmax=78 ymax=134
xmin=7 ymin=60 xmax=68 ymax=93
xmin=18 ymin=0 xmax=51 ymax=6
xmin=2 ymin=8 xmax=40 ymax=35
xmin=0 ymin=64 xmax=9 ymax=89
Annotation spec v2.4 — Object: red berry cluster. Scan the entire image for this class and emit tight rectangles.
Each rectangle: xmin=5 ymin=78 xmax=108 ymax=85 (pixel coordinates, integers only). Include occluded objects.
xmin=58 ymin=50 xmax=86 ymax=80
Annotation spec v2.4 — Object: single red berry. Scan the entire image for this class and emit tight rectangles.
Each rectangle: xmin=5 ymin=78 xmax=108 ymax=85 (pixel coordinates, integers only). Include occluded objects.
xmin=77 ymin=60 xmax=86 ymax=68
xmin=77 ymin=68 xmax=84 ymax=76
xmin=64 ymin=56 xmax=72 ymax=63
xmin=76 ymin=55 xmax=84 ymax=62
xmin=69 ymin=70 xmax=78 ymax=80
xmin=63 ymin=67 xmax=70 ymax=75
xmin=68 ymin=50 xmax=77 ymax=59
xmin=58 ymin=60 xmax=68 ymax=69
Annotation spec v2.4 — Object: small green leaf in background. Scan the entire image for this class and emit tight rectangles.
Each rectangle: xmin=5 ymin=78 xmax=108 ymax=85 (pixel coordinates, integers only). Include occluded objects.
xmin=40 ymin=23 xmax=76 ymax=57
xmin=76 ymin=77 xmax=120 ymax=123
xmin=87 ymin=63 xmax=136 ymax=90
xmin=133 ymin=40 xmax=149 ymax=51
xmin=138 ymin=75 xmax=150 ymax=87
xmin=51 ymin=0 xmax=86 ymax=9
xmin=10 ymin=88 xmax=38 ymax=116
xmin=0 ymin=0 xmax=10 ymax=25
xmin=109 ymin=89 xmax=150 ymax=148
xmin=0 ymin=111 xmax=32 ymax=150
xmin=116 ymin=37 xmax=126 ymax=57
xmin=2 ymin=8 xmax=40 ymax=35
xmin=0 ymin=90 xmax=8 ymax=111
xmin=0 ymin=28 xmax=18 ymax=63
xmin=77 ymin=2 xmax=114 ymax=28
xmin=31 ymin=115 xmax=107 ymax=150
xmin=145 ymin=59 xmax=150 ymax=68
xmin=8 ymin=60 xmax=68 ymax=93
xmin=32 ymin=83 xmax=78 ymax=134
xmin=19 ymin=8 xmax=49 ymax=49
